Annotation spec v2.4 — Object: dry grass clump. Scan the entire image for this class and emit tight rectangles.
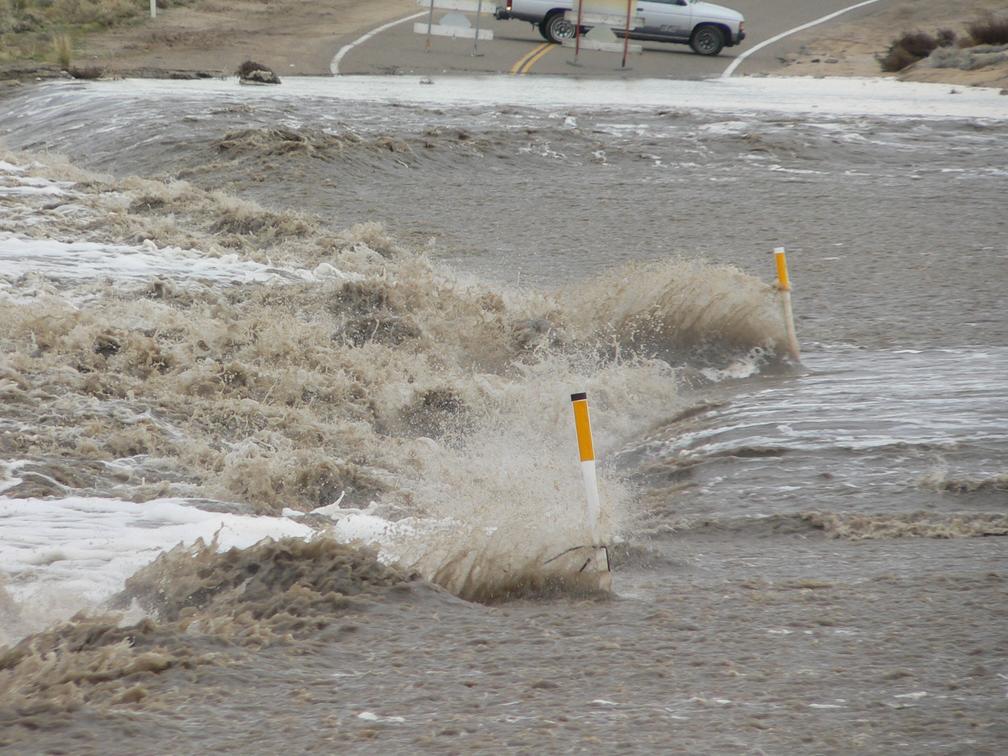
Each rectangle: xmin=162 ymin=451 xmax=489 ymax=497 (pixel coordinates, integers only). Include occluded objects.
xmin=967 ymin=13 xmax=1008 ymax=46
xmin=51 ymin=31 xmax=72 ymax=68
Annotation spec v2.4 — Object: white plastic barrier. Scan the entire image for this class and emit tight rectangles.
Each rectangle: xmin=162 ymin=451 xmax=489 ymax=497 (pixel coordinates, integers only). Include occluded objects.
xmin=564 ymin=0 xmax=642 ymax=65
xmin=415 ymin=0 xmax=494 ymax=54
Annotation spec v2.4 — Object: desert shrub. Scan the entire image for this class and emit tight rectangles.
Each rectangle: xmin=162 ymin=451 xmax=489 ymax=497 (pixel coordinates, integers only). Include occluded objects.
xmin=236 ymin=60 xmax=277 ymax=78
xmin=236 ymin=59 xmax=280 ymax=84
xmin=878 ymin=29 xmax=957 ymax=72
xmin=967 ymin=14 xmax=1008 ymax=46
xmin=879 ymin=44 xmax=918 ymax=72
xmin=935 ymin=28 xmax=957 ymax=48
xmin=927 ymin=45 xmax=1008 ymax=70
xmin=47 ymin=0 xmax=140 ymax=28
xmin=0 ymin=1 xmax=14 ymax=33
xmin=2 ymin=0 xmax=140 ymax=31
xmin=0 ymin=0 xmax=45 ymax=32
xmin=898 ymin=31 xmax=940 ymax=58
xmin=69 ymin=63 xmax=102 ymax=78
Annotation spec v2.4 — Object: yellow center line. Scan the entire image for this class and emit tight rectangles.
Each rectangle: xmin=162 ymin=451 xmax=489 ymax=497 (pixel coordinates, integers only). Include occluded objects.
xmin=510 ymin=42 xmax=553 ymax=75
xmin=510 ymin=43 xmax=548 ymax=74
xmin=516 ymin=42 xmax=556 ymax=75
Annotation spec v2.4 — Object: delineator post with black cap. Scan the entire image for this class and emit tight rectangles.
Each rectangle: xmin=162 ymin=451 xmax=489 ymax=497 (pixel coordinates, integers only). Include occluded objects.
xmin=538 ymin=391 xmax=611 ymax=590
xmin=774 ymin=246 xmax=801 ymax=362
xmin=570 ymin=391 xmax=601 ymax=542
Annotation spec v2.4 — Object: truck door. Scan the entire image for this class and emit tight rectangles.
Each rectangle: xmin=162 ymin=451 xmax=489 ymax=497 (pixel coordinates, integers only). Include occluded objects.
xmin=635 ymin=0 xmax=691 ymax=40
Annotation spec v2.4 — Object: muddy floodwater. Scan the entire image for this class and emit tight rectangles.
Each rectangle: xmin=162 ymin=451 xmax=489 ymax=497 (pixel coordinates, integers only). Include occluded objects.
xmin=0 ymin=77 xmax=1006 ymax=753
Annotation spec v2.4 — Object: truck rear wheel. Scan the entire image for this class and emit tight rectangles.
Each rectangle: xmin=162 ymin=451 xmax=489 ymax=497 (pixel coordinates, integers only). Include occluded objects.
xmin=690 ymin=24 xmax=725 ymax=56
xmin=543 ymin=11 xmax=576 ymax=44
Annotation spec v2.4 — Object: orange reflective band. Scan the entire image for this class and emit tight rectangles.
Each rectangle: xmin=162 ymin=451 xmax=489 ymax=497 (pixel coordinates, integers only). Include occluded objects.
xmin=571 ymin=397 xmax=595 ymax=462
xmin=774 ymin=247 xmax=791 ymax=292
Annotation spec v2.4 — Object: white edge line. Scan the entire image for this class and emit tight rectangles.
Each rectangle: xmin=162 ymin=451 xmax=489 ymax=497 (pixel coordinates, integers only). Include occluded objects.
xmin=331 ymin=11 xmax=429 ymax=75
xmin=721 ymin=0 xmax=884 ymax=79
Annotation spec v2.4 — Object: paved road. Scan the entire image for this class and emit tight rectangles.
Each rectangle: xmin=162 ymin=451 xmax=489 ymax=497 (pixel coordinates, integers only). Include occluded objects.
xmin=335 ymin=0 xmax=890 ymax=78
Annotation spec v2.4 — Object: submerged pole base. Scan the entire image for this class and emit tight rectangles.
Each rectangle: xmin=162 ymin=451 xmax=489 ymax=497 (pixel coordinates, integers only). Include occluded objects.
xmin=542 ymin=545 xmax=612 ymax=592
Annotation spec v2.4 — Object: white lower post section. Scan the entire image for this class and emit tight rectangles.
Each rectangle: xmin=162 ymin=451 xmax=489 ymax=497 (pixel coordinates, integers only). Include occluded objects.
xmin=773 ymin=246 xmax=800 ymax=362
xmin=780 ymin=289 xmax=800 ymax=361
xmin=580 ymin=459 xmax=600 ymax=543
xmin=563 ymin=391 xmax=610 ymax=590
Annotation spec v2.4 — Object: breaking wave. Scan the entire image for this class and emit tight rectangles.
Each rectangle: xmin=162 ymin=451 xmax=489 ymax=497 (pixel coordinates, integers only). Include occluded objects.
xmin=672 ymin=511 xmax=1008 ymax=540
xmin=920 ymin=470 xmax=1008 ymax=496
xmin=0 ymin=148 xmax=794 ymax=608
xmin=0 ymin=537 xmax=424 ymax=724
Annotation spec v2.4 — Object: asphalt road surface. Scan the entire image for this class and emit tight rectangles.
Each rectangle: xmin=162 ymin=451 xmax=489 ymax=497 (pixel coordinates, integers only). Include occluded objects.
xmin=334 ymin=0 xmax=890 ymax=78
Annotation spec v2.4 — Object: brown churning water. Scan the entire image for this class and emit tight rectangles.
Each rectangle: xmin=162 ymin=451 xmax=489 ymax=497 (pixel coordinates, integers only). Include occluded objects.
xmin=0 ymin=79 xmax=1006 ymax=753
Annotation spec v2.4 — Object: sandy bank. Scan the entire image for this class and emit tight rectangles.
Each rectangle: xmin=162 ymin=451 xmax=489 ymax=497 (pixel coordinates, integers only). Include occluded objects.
xmin=769 ymin=0 xmax=1008 ymax=90
xmin=0 ymin=0 xmax=417 ymax=83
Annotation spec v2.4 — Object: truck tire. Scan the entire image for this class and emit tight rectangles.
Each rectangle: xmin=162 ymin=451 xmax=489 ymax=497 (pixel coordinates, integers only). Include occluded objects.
xmin=538 ymin=18 xmax=551 ymax=41
xmin=543 ymin=11 xmax=576 ymax=43
xmin=690 ymin=24 xmax=725 ymax=56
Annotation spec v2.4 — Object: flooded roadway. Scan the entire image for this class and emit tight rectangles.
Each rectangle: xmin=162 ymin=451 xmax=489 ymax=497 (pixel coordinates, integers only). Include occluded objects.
xmin=1 ymin=73 xmax=1006 ymax=753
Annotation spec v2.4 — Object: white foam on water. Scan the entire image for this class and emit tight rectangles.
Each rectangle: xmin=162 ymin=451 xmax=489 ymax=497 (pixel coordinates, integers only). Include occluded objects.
xmin=0 ymin=488 xmax=458 ymax=642
xmin=0 ymin=182 xmax=69 ymax=197
xmin=698 ymin=120 xmax=753 ymax=135
xmin=669 ymin=347 xmax=1008 ymax=457
xmin=698 ymin=350 xmax=768 ymax=383
xmin=0 ymin=233 xmax=364 ymax=298
xmin=357 ymin=711 xmax=405 ymax=723
xmin=768 ymin=165 xmax=829 ymax=175
xmin=0 ymin=160 xmax=72 ymax=197
xmin=0 ymin=494 xmax=326 ymax=642
xmin=0 ymin=496 xmax=314 ymax=607
xmin=41 ymin=75 xmax=1008 ymax=121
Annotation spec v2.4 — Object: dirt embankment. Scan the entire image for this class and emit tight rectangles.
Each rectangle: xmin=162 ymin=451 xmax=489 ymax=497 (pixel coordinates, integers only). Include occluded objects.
xmin=0 ymin=0 xmax=416 ymax=84
xmin=771 ymin=0 xmax=1008 ymax=90
xmin=0 ymin=0 xmax=1006 ymax=88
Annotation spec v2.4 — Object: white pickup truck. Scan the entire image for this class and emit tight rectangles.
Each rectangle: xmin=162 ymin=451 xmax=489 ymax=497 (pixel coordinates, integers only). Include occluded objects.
xmin=494 ymin=0 xmax=745 ymax=56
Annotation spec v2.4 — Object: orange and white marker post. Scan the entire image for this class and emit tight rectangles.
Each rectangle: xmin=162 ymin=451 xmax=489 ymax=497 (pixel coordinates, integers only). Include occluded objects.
xmin=774 ymin=246 xmax=801 ymax=362
xmin=541 ymin=392 xmax=611 ymax=590
xmin=570 ymin=391 xmax=601 ymax=543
